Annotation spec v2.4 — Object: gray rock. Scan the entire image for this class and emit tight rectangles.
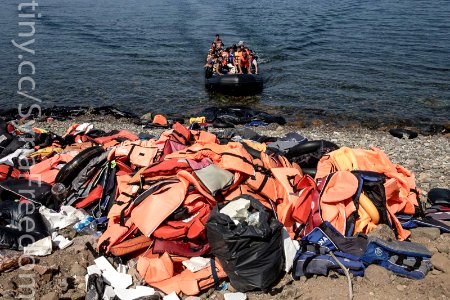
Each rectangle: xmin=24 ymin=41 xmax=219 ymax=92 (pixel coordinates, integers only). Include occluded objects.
xmin=364 ymin=265 xmax=390 ymax=286
xmin=33 ymin=264 xmax=59 ymax=276
xmin=70 ymin=263 xmax=86 ymax=277
xmin=141 ymin=112 xmax=153 ymax=121
xmin=431 ymin=253 xmax=450 ymax=273
xmin=410 ymin=227 xmax=441 ymax=241
xmin=427 ymin=245 xmax=440 ymax=254
xmin=40 ymin=292 xmax=59 ymax=300
xmin=280 ymin=286 xmax=302 ymax=299
xmin=436 ymin=243 xmax=449 ymax=254
xmin=431 ymin=269 xmax=442 ymax=275
xmin=6 ymin=280 xmax=17 ymax=290
xmin=59 ymin=277 xmax=71 ymax=293
xmin=77 ymin=281 xmax=86 ymax=291
xmin=419 ymin=172 xmax=430 ymax=183
xmin=368 ymin=224 xmax=396 ymax=241
xmin=40 ymin=272 xmax=54 ymax=285
xmin=396 ymin=284 xmax=406 ymax=291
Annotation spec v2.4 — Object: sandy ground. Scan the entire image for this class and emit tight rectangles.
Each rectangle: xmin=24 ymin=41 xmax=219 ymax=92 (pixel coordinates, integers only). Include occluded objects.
xmin=0 ymin=116 xmax=449 ymax=300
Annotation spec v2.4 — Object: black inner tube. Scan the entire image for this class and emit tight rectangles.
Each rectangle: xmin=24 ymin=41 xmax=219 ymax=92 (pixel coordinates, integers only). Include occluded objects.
xmin=389 ymin=128 xmax=418 ymax=139
xmin=56 ymin=146 xmax=104 ymax=185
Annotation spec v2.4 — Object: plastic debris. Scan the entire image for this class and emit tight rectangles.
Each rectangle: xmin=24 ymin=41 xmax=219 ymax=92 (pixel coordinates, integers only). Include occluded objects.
xmin=219 ymin=198 xmax=251 ymax=224
xmin=182 ymin=257 xmax=211 ymax=272
xmin=39 ymin=205 xmax=86 ymax=231
xmin=117 ymin=263 xmax=128 ymax=274
xmin=282 ymin=227 xmax=299 ymax=272
xmin=23 ymin=236 xmax=52 ymax=256
xmin=51 ymin=232 xmax=73 ymax=250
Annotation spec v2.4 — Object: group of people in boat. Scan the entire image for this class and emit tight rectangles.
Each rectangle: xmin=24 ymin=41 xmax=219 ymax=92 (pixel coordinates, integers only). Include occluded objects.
xmin=205 ymin=35 xmax=259 ymax=78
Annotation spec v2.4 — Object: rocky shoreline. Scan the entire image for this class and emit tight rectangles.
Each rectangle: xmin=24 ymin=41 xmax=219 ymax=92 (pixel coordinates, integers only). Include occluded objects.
xmin=0 ymin=115 xmax=448 ymax=300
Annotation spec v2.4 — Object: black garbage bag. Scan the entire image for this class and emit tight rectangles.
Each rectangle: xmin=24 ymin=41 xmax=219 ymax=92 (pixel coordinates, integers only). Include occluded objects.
xmin=0 ymin=200 xmax=49 ymax=249
xmin=206 ymin=195 xmax=284 ymax=292
xmin=0 ymin=119 xmax=13 ymax=156
xmin=85 ymin=273 xmax=105 ymax=300
xmin=0 ymin=179 xmax=53 ymax=208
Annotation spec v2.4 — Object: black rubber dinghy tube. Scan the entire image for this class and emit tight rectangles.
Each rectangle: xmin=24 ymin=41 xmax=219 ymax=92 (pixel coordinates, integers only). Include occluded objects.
xmin=285 ymin=140 xmax=324 ymax=158
xmin=213 ymin=118 xmax=235 ymax=128
xmin=388 ymin=128 xmax=418 ymax=139
xmin=427 ymin=188 xmax=450 ymax=206
xmin=286 ymin=140 xmax=337 ymax=158
xmin=301 ymin=168 xmax=317 ymax=178
xmin=55 ymin=146 xmax=104 ymax=185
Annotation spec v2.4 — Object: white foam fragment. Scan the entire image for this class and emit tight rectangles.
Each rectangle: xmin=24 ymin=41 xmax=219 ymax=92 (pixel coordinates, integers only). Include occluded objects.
xmin=163 ymin=291 xmax=180 ymax=300
xmin=102 ymin=270 xmax=132 ymax=289
xmin=114 ymin=286 xmax=156 ymax=300
xmin=94 ymin=256 xmax=116 ymax=273
xmin=87 ymin=264 xmax=102 ymax=276
xmin=224 ymin=292 xmax=247 ymax=300
xmin=52 ymin=233 xmax=73 ymax=250
xmin=103 ymin=285 xmax=116 ymax=300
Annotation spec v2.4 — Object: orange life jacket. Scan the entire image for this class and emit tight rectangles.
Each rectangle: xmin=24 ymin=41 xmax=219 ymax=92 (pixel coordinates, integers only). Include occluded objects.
xmin=190 ymin=130 xmax=219 ymax=145
xmin=0 ymin=164 xmax=20 ymax=181
xmin=311 ymin=171 xmax=411 ymax=240
xmin=107 ymin=140 xmax=160 ymax=167
xmin=316 ymin=146 xmax=419 ymax=216
xmin=165 ymin=142 xmax=255 ymax=176
xmin=94 ymin=130 xmax=139 ymax=145
xmin=138 ymin=253 xmax=227 ymax=296
xmin=109 ymin=235 xmax=153 ymax=257
xmin=153 ymin=114 xmax=168 ymax=126
xmin=26 ymin=153 xmax=74 ymax=184
xmin=271 ymin=167 xmax=303 ymax=230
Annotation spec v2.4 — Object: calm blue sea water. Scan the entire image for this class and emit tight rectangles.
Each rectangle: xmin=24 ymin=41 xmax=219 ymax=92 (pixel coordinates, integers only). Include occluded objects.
xmin=1 ymin=0 xmax=449 ymax=127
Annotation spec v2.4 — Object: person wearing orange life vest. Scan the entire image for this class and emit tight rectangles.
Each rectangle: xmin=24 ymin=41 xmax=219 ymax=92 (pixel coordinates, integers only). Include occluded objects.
xmin=239 ymin=50 xmax=250 ymax=74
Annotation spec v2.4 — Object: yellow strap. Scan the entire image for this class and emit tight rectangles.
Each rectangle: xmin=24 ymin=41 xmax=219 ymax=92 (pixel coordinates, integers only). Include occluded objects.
xmin=189 ymin=117 xmax=206 ymax=124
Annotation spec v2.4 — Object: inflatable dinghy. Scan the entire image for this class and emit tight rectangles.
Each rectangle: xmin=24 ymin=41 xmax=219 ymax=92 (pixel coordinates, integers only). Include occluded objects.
xmin=205 ymin=74 xmax=263 ymax=95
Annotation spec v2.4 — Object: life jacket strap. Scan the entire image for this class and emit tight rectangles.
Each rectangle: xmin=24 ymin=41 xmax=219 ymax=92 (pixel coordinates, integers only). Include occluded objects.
xmin=210 ymin=258 xmax=220 ymax=290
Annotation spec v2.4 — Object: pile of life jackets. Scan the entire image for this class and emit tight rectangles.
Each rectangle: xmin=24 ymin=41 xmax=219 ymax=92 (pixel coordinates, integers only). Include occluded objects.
xmin=0 ymin=120 xmax=438 ymax=297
